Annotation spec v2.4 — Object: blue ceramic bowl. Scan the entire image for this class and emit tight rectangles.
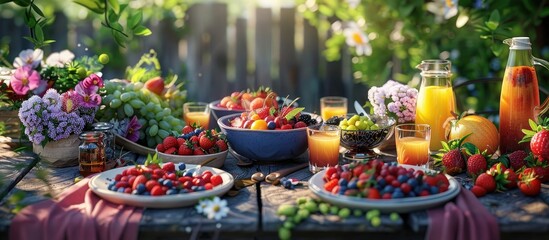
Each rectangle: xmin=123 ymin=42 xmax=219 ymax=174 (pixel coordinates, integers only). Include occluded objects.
xmin=217 ymin=113 xmax=318 ymax=161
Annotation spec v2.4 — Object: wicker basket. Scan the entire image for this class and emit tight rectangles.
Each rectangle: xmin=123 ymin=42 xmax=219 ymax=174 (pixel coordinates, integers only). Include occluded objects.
xmin=33 ymin=134 xmax=80 ymax=167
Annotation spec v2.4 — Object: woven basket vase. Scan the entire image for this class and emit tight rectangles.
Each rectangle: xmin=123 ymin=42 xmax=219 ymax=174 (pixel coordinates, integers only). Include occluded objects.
xmin=33 ymin=134 xmax=80 ymax=167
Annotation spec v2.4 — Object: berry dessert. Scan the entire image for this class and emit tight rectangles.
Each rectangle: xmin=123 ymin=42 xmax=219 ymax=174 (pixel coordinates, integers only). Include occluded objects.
xmin=156 ymin=125 xmax=228 ymax=155
xmin=229 ymin=96 xmax=318 ymax=130
xmin=107 ymin=160 xmax=224 ymax=196
xmin=322 ymin=160 xmax=450 ymax=199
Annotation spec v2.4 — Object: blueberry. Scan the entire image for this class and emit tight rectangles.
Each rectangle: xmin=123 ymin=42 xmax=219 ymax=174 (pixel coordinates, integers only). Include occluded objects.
xmin=132 ymin=189 xmax=140 ymax=195
xmin=338 ymin=178 xmax=348 ymax=186
xmin=166 ymin=189 xmax=178 ymax=195
xmin=136 ymin=183 xmax=146 ymax=194
xmin=430 ymin=186 xmax=440 ymax=194
xmin=191 ymin=186 xmax=199 ymax=191
xmin=383 ymin=185 xmax=394 ymax=194
xmin=377 ymin=178 xmax=387 ymax=187
xmin=179 ymin=189 xmax=189 ymax=194
xmin=267 ymin=121 xmax=276 ymax=130
xmin=347 ymin=180 xmax=358 ymax=189
xmin=178 ymin=163 xmax=186 ymax=170
xmin=408 ymin=191 xmax=417 ymax=197
xmin=397 ymin=175 xmax=409 ymax=183
xmin=117 ymin=187 xmax=125 ymax=193
xmin=392 ymin=191 xmax=404 ymax=199
xmin=184 ymin=169 xmax=195 ymax=177
xmin=194 ymin=129 xmax=202 ymax=135
xmin=143 ymin=191 xmax=151 ymax=196
xmin=407 ymin=178 xmax=418 ymax=187
xmin=112 ymin=187 xmax=118 ymax=192
xmin=158 ymin=178 xmax=165 ymax=185
xmin=283 ymin=181 xmax=292 ymax=189
xmin=195 ymin=186 xmax=206 ymax=192
xmin=164 ymin=180 xmax=173 ymax=188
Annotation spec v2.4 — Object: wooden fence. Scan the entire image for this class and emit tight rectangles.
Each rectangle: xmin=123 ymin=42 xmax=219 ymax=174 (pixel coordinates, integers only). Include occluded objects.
xmin=0 ymin=2 xmax=369 ymax=113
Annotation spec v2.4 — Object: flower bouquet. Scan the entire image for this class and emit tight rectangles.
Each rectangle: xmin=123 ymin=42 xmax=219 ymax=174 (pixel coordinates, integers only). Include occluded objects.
xmin=367 ymin=80 xmax=418 ymax=124
xmin=18 ymin=74 xmax=103 ymax=166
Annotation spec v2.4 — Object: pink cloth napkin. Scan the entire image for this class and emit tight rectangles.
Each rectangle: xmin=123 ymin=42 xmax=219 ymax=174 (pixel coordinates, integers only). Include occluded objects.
xmin=9 ymin=177 xmax=143 ymax=240
xmin=427 ymin=186 xmax=500 ymax=240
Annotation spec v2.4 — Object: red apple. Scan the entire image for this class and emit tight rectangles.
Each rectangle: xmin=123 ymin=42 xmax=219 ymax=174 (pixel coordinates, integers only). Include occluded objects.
xmin=144 ymin=77 xmax=165 ymax=95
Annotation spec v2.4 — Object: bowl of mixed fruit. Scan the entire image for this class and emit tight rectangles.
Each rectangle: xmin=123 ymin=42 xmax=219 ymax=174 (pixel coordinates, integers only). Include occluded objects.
xmin=155 ymin=125 xmax=229 ymax=168
xmin=326 ymin=114 xmax=395 ymax=159
xmin=217 ymin=99 xmax=320 ymax=161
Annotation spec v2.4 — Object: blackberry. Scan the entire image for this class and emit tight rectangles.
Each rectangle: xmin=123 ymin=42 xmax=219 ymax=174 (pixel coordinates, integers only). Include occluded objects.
xmin=325 ymin=116 xmax=344 ymax=126
xmin=298 ymin=114 xmax=312 ymax=123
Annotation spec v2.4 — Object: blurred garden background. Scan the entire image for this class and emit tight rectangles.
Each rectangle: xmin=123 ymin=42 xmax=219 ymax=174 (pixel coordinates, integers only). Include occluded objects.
xmin=1 ymin=0 xmax=548 ymax=123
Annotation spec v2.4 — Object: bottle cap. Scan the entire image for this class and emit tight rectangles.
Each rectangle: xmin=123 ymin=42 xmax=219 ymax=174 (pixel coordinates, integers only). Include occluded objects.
xmin=504 ymin=37 xmax=531 ymax=50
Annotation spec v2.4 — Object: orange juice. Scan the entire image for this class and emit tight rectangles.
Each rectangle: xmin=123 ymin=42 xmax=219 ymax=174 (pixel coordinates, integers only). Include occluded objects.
xmin=321 ymin=107 xmax=347 ymax=121
xmin=308 ymin=132 xmax=340 ymax=172
xmin=499 ymin=66 xmax=540 ymax=153
xmin=396 ymin=136 xmax=430 ymax=165
xmin=184 ymin=112 xmax=210 ymax=129
xmin=415 ymin=85 xmax=455 ymax=150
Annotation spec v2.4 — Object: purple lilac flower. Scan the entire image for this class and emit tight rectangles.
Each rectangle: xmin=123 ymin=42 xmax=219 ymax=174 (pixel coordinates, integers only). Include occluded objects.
xmin=368 ymin=80 xmax=418 ymax=123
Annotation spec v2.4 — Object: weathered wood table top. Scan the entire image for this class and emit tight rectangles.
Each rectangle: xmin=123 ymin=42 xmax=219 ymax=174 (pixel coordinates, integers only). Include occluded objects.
xmin=1 ymin=143 xmax=549 ymax=240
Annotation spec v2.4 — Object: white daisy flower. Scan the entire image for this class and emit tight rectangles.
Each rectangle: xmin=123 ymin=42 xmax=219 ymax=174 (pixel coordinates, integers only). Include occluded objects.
xmin=45 ymin=50 xmax=75 ymax=67
xmin=203 ymin=197 xmax=229 ymax=221
xmin=343 ymin=22 xmax=372 ymax=56
xmin=426 ymin=0 xmax=459 ymax=22
xmin=13 ymin=49 xmax=44 ymax=69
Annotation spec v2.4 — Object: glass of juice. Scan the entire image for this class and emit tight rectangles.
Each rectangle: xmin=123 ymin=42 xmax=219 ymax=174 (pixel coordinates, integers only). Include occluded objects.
xmin=184 ymin=102 xmax=211 ymax=129
xmin=395 ymin=124 xmax=431 ymax=167
xmin=307 ymin=124 xmax=341 ymax=173
xmin=320 ymin=96 xmax=348 ymax=121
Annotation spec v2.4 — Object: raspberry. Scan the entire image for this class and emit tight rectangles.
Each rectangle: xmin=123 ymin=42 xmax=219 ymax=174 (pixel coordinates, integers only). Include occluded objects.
xmin=507 ymin=150 xmax=527 ymax=171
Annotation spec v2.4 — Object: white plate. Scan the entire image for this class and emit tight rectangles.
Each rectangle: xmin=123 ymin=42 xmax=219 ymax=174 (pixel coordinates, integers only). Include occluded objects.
xmin=89 ymin=164 xmax=234 ymax=208
xmin=308 ymin=164 xmax=460 ymax=213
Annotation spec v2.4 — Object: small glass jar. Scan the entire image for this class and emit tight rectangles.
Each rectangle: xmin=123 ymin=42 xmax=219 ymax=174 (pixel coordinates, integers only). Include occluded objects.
xmin=79 ymin=131 xmax=106 ymax=177
xmin=92 ymin=122 xmax=115 ymax=162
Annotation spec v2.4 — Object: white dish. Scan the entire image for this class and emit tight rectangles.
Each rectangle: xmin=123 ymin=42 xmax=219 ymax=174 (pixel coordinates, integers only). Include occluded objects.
xmin=156 ymin=149 xmax=228 ymax=169
xmin=89 ymin=164 xmax=234 ymax=208
xmin=308 ymin=164 xmax=460 ymax=213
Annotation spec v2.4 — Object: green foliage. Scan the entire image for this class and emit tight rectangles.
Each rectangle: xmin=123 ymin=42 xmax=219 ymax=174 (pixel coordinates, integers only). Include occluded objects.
xmin=297 ymin=0 xmax=548 ymax=94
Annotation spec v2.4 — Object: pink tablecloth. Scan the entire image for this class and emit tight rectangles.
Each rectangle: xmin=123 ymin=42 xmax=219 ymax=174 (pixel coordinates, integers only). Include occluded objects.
xmin=9 ymin=177 xmax=143 ymax=240
xmin=427 ymin=185 xmax=500 ymax=240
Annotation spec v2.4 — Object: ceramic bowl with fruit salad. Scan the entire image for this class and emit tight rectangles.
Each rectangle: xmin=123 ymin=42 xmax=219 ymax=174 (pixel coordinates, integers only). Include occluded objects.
xmin=327 ymin=114 xmax=395 ymax=159
xmin=218 ymin=107 xmax=321 ymax=161
xmin=155 ymin=126 xmax=229 ymax=168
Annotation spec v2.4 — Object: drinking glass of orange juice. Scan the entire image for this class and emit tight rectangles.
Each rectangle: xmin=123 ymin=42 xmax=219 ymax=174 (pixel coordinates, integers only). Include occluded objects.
xmin=184 ymin=102 xmax=210 ymax=129
xmin=395 ymin=124 xmax=431 ymax=167
xmin=307 ymin=124 xmax=341 ymax=173
xmin=320 ymin=96 xmax=347 ymax=121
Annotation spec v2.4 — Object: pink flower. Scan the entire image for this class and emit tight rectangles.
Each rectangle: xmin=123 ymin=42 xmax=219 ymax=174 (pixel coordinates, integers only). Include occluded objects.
xmin=61 ymin=90 xmax=81 ymax=113
xmin=125 ymin=116 xmax=142 ymax=142
xmin=82 ymin=73 xmax=104 ymax=88
xmin=10 ymin=66 xmax=41 ymax=95
xmin=75 ymin=82 xmax=101 ymax=108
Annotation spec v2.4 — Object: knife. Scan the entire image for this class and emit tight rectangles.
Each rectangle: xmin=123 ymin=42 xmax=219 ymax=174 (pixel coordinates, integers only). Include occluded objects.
xmin=354 ymin=100 xmax=372 ymax=120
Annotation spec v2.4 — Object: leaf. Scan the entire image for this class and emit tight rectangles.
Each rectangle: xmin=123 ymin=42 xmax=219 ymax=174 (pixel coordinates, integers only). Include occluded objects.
xmin=133 ymin=26 xmax=152 ymax=36
xmin=128 ymin=12 xmax=143 ymax=30
xmin=107 ymin=0 xmax=120 ymax=14
xmin=31 ymin=3 xmax=45 ymax=17
xmin=113 ymin=30 xmax=126 ymax=48
xmin=284 ymin=107 xmax=305 ymax=121
xmin=108 ymin=9 xmax=119 ymax=24
xmin=490 ymin=44 xmax=503 ymax=57
xmin=0 ymin=0 xmax=13 ymax=4
xmin=73 ymin=0 xmax=105 ymax=14
xmin=12 ymin=0 xmax=30 ymax=7
xmin=34 ymin=24 xmax=44 ymax=42
xmin=462 ymin=142 xmax=479 ymax=155
xmin=484 ymin=10 xmax=500 ymax=30
xmin=528 ymin=119 xmax=538 ymax=131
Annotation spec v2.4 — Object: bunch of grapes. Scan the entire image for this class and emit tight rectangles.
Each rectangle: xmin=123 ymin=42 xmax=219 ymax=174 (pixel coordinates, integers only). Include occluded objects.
xmin=96 ymin=80 xmax=186 ymax=148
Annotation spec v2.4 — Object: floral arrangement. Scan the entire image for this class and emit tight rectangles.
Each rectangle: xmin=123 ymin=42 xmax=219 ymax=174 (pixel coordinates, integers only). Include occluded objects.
xmin=18 ymin=73 xmax=104 ymax=146
xmin=0 ymin=48 xmax=105 ymax=110
xmin=367 ymin=80 xmax=418 ymax=123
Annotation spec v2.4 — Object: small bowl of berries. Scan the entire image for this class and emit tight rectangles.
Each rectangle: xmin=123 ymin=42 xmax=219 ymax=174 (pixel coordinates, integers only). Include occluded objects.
xmin=327 ymin=114 xmax=395 ymax=160
xmin=155 ymin=126 xmax=229 ymax=168
xmin=217 ymin=102 xmax=320 ymax=162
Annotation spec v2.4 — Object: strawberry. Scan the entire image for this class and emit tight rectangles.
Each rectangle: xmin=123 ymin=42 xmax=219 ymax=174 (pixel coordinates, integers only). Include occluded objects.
xmin=178 ymin=143 xmax=193 ymax=155
xmin=507 ymin=150 xmax=527 ymax=171
xmin=518 ymin=171 xmax=541 ymax=196
xmin=156 ymin=143 xmax=165 ymax=152
xmin=467 ymin=154 xmax=487 ymax=177
xmin=503 ymin=169 xmax=518 ymax=189
xmin=531 ymin=129 xmax=549 ymax=161
xmin=189 ymin=135 xmax=199 ymax=146
xmin=216 ymin=139 xmax=228 ymax=151
xmin=442 ymin=149 xmax=466 ymax=175
xmin=470 ymin=185 xmax=487 ymax=197
xmin=176 ymin=138 xmax=185 ymax=146
xmin=163 ymin=136 xmax=178 ymax=149
xmin=199 ymin=132 xmax=215 ymax=150
xmin=255 ymin=106 xmax=272 ymax=120
xmin=193 ymin=147 xmax=205 ymax=155
xmin=182 ymin=125 xmax=194 ymax=134
xmin=475 ymin=173 xmax=496 ymax=193
xmin=532 ymin=166 xmax=549 ymax=183
xmin=164 ymin=147 xmax=177 ymax=155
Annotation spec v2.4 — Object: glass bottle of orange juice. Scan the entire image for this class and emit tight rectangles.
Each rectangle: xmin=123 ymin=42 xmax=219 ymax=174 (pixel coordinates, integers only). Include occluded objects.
xmin=415 ymin=60 xmax=456 ymax=151
xmin=499 ymin=37 xmax=547 ymax=154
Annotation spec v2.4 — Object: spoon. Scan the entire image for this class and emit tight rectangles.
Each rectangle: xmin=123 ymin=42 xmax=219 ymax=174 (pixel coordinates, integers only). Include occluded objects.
xmin=264 ymin=163 xmax=308 ymax=183
xmin=183 ymin=157 xmax=218 ymax=177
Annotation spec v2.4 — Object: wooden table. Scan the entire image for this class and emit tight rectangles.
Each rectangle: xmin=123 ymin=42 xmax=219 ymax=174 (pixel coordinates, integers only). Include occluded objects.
xmin=1 ymin=142 xmax=549 ymax=240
